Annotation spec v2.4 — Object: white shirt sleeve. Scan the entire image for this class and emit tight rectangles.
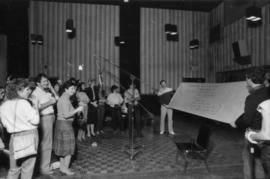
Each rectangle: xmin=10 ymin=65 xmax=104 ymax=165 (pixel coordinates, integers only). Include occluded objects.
xmin=17 ymin=100 xmax=40 ymax=126
xmin=107 ymin=94 xmax=114 ymax=107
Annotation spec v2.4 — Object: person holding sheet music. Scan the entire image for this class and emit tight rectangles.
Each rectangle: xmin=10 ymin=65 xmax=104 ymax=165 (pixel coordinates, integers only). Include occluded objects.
xmin=235 ymin=67 xmax=270 ymax=179
xmin=157 ymin=80 xmax=175 ymax=135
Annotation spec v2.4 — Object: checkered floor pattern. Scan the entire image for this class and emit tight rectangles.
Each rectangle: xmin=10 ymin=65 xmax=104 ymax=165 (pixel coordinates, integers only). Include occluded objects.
xmin=71 ymin=128 xmax=181 ymax=175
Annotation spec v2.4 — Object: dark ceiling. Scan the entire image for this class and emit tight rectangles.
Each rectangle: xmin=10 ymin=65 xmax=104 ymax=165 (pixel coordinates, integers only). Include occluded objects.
xmin=1 ymin=0 xmax=223 ymax=12
xmin=35 ymin=0 xmax=223 ymax=12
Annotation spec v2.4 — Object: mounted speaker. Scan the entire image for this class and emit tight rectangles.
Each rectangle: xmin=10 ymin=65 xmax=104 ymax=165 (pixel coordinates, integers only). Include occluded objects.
xmin=232 ymin=40 xmax=251 ymax=65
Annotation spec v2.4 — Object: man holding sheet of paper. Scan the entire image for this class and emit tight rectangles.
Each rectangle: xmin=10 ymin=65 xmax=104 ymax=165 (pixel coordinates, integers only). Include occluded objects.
xmin=238 ymin=67 xmax=270 ymax=179
xmin=157 ymin=80 xmax=175 ymax=135
xmin=168 ymin=67 xmax=270 ymax=179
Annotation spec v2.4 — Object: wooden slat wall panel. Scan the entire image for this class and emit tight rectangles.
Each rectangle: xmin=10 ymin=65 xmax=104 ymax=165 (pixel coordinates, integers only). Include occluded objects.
xmin=29 ymin=1 xmax=119 ymax=88
xmin=140 ymin=8 xmax=209 ymax=94
xmin=210 ymin=3 xmax=270 ymax=77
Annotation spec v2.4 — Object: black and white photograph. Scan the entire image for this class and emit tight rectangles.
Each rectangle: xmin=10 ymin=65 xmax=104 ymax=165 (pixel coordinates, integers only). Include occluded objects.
xmin=0 ymin=0 xmax=270 ymax=178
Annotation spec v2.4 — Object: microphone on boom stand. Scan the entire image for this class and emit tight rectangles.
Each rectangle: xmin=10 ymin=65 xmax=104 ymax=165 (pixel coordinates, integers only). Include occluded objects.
xmin=122 ymin=75 xmax=143 ymax=160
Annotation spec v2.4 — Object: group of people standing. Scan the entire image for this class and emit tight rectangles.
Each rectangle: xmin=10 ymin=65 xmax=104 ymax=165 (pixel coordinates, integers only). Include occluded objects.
xmin=0 ymin=73 xmax=150 ymax=178
xmin=0 ymin=74 xmax=85 ymax=178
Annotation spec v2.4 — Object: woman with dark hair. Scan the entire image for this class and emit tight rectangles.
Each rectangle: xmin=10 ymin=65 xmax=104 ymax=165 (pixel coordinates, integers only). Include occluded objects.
xmin=107 ymin=85 xmax=124 ymax=134
xmin=85 ymin=79 xmax=98 ymax=137
xmin=53 ymin=81 xmax=83 ymax=176
xmin=0 ymin=78 xmax=39 ymax=179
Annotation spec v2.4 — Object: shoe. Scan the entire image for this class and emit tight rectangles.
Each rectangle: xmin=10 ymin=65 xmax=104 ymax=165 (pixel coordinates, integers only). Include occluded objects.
xmin=160 ymin=131 xmax=164 ymax=135
xmin=169 ymin=131 xmax=175 ymax=135
xmin=60 ymin=168 xmax=74 ymax=176
xmin=100 ymin=130 xmax=105 ymax=134
xmin=65 ymin=169 xmax=74 ymax=176
xmin=91 ymin=132 xmax=96 ymax=137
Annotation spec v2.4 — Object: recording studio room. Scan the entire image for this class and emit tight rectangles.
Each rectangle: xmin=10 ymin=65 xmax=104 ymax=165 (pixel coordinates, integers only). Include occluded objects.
xmin=0 ymin=0 xmax=270 ymax=179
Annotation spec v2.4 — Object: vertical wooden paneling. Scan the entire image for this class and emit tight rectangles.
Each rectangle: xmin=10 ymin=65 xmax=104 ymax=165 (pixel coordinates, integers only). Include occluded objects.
xmin=29 ymin=1 xmax=119 ymax=88
xmin=210 ymin=3 xmax=270 ymax=78
xmin=140 ymin=8 xmax=209 ymax=94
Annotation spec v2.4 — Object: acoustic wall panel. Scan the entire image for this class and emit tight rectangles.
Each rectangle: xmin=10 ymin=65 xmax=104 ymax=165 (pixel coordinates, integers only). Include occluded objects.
xmin=29 ymin=1 xmax=119 ymax=88
xmin=140 ymin=8 xmax=209 ymax=94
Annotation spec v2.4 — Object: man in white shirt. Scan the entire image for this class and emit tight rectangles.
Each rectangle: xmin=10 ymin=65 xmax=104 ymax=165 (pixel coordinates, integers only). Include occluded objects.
xmin=157 ymin=80 xmax=175 ymax=135
xmin=107 ymin=85 xmax=124 ymax=133
xmin=31 ymin=73 xmax=58 ymax=175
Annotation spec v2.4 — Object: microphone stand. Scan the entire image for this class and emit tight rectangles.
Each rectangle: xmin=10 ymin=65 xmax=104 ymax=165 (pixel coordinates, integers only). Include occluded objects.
xmin=96 ymin=55 xmax=155 ymax=119
xmin=123 ymin=76 xmax=142 ymax=160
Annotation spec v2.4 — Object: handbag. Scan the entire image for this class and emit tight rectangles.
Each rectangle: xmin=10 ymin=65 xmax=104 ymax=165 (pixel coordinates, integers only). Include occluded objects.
xmin=12 ymin=100 xmax=37 ymax=160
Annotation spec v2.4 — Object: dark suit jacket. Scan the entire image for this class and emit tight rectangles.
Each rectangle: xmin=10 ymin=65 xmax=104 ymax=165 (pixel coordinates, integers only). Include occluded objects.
xmin=236 ymin=86 xmax=270 ymax=130
xmin=85 ymin=86 xmax=99 ymax=103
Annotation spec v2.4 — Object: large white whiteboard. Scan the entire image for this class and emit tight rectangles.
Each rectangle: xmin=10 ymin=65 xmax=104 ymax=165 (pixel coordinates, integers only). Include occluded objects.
xmin=168 ymin=82 xmax=249 ymax=125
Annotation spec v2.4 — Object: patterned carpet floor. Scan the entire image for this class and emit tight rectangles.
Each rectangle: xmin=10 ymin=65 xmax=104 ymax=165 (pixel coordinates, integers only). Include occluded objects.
xmin=1 ymin=113 xmax=251 ymax=179
xmin=61 ymin=114 xmax=245 ymax=179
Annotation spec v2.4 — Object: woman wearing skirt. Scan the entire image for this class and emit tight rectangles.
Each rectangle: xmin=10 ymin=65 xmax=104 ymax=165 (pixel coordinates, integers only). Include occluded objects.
xmin=53 ymin=81 xmax=83 ymax=176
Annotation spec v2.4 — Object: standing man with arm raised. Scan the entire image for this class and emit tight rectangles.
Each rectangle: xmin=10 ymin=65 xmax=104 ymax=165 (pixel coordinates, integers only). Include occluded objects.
xmin=31 ymin=73 xmax=59 ymax=175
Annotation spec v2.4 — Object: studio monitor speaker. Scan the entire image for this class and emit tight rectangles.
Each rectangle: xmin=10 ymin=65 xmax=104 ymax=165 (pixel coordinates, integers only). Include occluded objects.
xmin=232 ymin=40 xmax=251 ymax=65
